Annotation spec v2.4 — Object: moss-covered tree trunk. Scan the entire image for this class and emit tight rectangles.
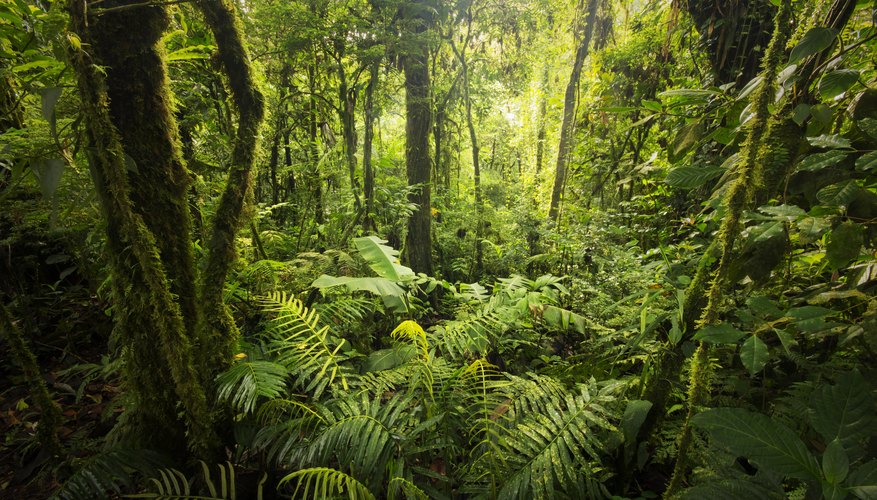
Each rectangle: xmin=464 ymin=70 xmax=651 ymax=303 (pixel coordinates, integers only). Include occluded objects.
xmin=363 ymin=59 xmax=379 ymax=232
xmin=402 ymin=0 xmax=434 ymax=276
xmin=67 ymin=0 xmax=216 ymax=459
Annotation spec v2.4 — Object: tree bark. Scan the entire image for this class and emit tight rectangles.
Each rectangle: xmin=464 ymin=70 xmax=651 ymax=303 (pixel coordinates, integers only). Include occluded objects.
xmin=402 ymin=0 xmax=434 ymax=275
xmin=363 ymin=60 xmax=379 ymax=231
xmin=548 ymin=0 xmax=599 ymax=222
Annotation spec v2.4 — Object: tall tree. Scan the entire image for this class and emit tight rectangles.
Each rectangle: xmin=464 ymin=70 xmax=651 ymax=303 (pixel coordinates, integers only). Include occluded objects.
xmin=401 ymin=0 xmax=435 ymax=275
xmin=548 ymin=0 xmax=599 ymax=222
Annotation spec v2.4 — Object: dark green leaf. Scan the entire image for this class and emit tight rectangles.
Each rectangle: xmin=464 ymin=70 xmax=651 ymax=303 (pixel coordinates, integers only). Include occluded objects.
xmin=797 ymin=216 xmax=831 ymax=244
xmin=670 ymin=121 xmax=705 ymax=161
xmin=819 ymin=70 xmax=859 ymax=100
xmin=31 ymin=158 xmax=64 ymax=199
xmin=798 ymin=150 xmax=849 ymax=172
xmin=847 ymin=460 xmax=877 ymax=499
xmin=826 ymin=221 xmax=863 ymax=270
xmin=823 ymin=439 xmax=849 ymax=484
xmin=692 ymin=408 xmax=820 ymax=479
xmin=665 ymin=165 xmax=724 ymax=188
xmin=740 ymin=336 xmax=769 ymax=376
xmin=808 ymin=134 xmax=852 ymax=149
xmin=641 ymin=99 xmax=662 ymax=112
xmin=40 ymin=87 xmax=61 ymax=122
xmin=809 ymin=372 xmax=877 ymax=449
xmin=693 ymin=323 xmax=745 ymax=344
xmin=790 ymin=28 xmax=838 ymax=64
xmin=817 ymin=181 xmax=861 ymax=207
xmin=622 ymin=400 xmax=652 ymax=444
xmin=855 ymin=151 xmax=877 ymax=172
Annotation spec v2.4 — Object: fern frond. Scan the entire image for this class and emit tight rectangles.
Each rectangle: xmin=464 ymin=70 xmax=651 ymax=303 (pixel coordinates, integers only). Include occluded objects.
xmin=215 ymin=360 xmax=288 ymax=415
xmin=313 ymin=297 xmax=374 ymax=332
xmin=130 ymin=462 xmax=254 ymax=500
xmin=388 ymin=477 xmax=429 ymax=500
xmin=391 ymin=320 xmax=429 ymax=359
xmin=260 ymin=292 xmax=353 ymax=398
xmin=279 ymin=467 xmax=375 ymax=500
xmin=430 ymin=311 xmax=502 ymax=361
xmin=55 ymin=449 xmax=167 ymax=500
xmin=496 ymin=386 xmax=616 ymax=500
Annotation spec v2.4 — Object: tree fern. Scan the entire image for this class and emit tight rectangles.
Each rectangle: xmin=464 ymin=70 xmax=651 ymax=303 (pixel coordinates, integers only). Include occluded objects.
xmin=260 ymin=291 xmax=353 ymax=398
xmin=279 ymin=467 xmax=375 ymax=500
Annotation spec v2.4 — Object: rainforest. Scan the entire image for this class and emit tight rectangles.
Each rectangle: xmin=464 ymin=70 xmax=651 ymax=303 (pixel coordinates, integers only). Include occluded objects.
xmin=1 ymin=0 xmax=876 ymax=498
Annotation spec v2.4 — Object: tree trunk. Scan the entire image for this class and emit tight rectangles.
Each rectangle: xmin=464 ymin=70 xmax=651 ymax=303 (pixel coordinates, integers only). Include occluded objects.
xmin=402 ymin=1 xmax=434 ymax=276
xmin=363 ymin=60 xmax=379 ymax=231
xmin=548 ymin=0 xmax=599 ymax=222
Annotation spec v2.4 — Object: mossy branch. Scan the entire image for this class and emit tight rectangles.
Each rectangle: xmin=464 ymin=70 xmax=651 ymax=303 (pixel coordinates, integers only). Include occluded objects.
xmin=67 ymin=1 xmax=217 ymax=458
xmin=666 ymin=0 xmax=794 ymax=494
xmin=196 ymin=0 xmax=266 ymax=380
xmin=0 ymin=302 xmax=62 ymax=455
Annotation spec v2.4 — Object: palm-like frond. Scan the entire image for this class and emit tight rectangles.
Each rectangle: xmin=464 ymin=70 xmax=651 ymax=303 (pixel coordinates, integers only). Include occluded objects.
xmin=279 ymin=467 xmax=375 ymax=500
xmin=430 ymin=311 xmax=502 ymax=361
xmin=260 ymin=292 xmax=353 ymax=398
xmin=497 ymin=385 xmax=616 ymax=500
xmin=132 ymin=462 xmax=262 ymax=500
xmin=388 ymin=477 xmax=429 ymax=500
xmin=313 ymin=296 xmax=374 ymax=332
xmin=215 ymin=360 xmax=288 ymax=415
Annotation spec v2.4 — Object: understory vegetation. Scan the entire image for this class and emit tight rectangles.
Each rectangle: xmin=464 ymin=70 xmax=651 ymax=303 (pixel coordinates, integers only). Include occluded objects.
xmin=1 ymin=0 xmax=876 ymax=498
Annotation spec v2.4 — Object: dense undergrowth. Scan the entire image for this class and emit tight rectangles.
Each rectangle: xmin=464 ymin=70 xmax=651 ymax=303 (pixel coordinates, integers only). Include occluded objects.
xmin=1 ymin=0 xmax=877 ymax=498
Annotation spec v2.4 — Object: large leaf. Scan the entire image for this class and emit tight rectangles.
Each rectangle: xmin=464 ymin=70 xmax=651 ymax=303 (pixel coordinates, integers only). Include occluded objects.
xmin=790 ymin=28 xmax=838 ymax=64
xmin=855 ymin=151 xmax=877 ymax=172
xmin=819 ymin=70 xmax=859 ymax=100
xmin=817 ymin=180 xmax=861 ymax=207
xmin=692 ymin=323 xmax=745 ymax=344
xmin=808 ymin=134 xmax=852 ymax=149
xmin=798 ymin=150 xmax=849 ymax=172
xmin=692 ymin=408 xmax=821 ymax=480
xmin=31 ymin=158 xmax=65 ymax=199
xmin=669 ymin=121 xmax=705 ymax=161
xmin=353 ymin=236 xmax=414 ymax=282
xmin=826 ymin=222 xmax=863 ymax=270
xmin=740 ymin=336 xmax=768 ymax=376
xmin=312 ymin=275 xmax=407 ymax=313
xmin=809 ymin=371 xmax=877 ymax=449
xmin=847 ymin=460 xmax=877 ymax=499
xmin=665 ymin=165 xmax=724 ymax=189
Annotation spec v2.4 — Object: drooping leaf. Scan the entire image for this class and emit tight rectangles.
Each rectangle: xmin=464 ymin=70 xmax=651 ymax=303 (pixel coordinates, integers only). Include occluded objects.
xmin=692 ymin=323 xmax=745 ymax=344
xmin=826 ymin=222 xmax=863 ymax=270
xmin=40 ymin=86 xmax=61 ymax=122
xmin=665 ymin=165 xmax=724 ymax=189
xmin=353 ymin=236 xmax=414 ymax=282
xmin=809 ymin=371 xmax=877 ymax=449
xmin=808 ymin=134 xmax=852 ymax=149
xmin=797 ymin=150 xmax=849 ymax=172
xmin=622 ymin=400 xmax=652 ymax=444
xmin=216 ymin=360 xmax=289 ymax=415
xmin=855 ymin=151 xmax=877 ymax=172
xmin=819 ymin=70 xmax=859 ymax=100
xmin=740 ymin=336 xmax=769 ymax=376
xmin=759 ymin=204 xmax=806 ymax=219
xmin=312 ymin=275 xmax=408 ymax=313
xmin=817 ymin=180 xmax=861 ymax=207
xmin=31 ymin=158 xmax=64 ymax=199
xmin=797 ymin=216 xmax=832 ymax=244
xmin=658 ymin=88 xmax=719 ymax=106
xmin=692 ymin=408 xmax=821 ymax=480
xmin=669 ymin=121 xmax=705 ymax=161
xmin=789 ymin=28 xmax=838 ymax=64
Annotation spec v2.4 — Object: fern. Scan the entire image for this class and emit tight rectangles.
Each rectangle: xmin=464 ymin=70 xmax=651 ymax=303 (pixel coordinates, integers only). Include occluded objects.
xmin=260 ymin=291 xmax=353 ymax=398
xmin=279 ymin=467 xmax=375 ymax=500
xmin=215 ymin=360 xmax=288 ymax=414
xmin=129 ymin=462 xmax=262 ymax=500
xmin=54 ymin=449 xmax=168 ymax=500
xmin=313 ymin=296 xmax=374 ymax=332
xmin=495 ymin=385 xmax=616 ymax=500
xmin=430 ymin=311 xmax=501 ymax=361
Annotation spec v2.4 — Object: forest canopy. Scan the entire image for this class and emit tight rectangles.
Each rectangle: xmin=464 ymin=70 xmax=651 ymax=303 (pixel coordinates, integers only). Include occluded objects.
xmin=1 ymin=0 xmax=876 ymax=498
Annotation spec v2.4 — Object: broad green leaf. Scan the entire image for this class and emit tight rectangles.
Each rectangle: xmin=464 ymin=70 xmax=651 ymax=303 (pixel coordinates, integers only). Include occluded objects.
xmin=826 ymin=222 xmax=863 ymax=269
xmin=797 ymin=216 xmax=831 ymax=244
xmin=788 ymin=306 xmax=835 ymax=320
xmin=737 ymin=76 xmax=765 ymax=101
xmin=847 ymin=460 xmax=877 ymax=499
xmin=855 ymin=151 xmax=877 ymax=172
xmin=746 ymin=296 xmax=782 ymax=319
xmin=665 ymin=165 xmax=724 ymax=189
xmin=692 ymin=408 xmax=821 ymax=480
xmin=166 ymin=44 xmax=215 ymax=62
xmin=809 ymin=372 xmax=877 ymax=448
xmin=858 ymin=118 xmax=877 ymax=139
xmin=362 ymin=345 xmax=416 ymax=372
xmin=693 ymin=323 xmax=745 ymax=344
xmin=670 ymin=121 xmax=704 ymax=161
xmin=808 ymin=134 xmax=852 ymax=149
xmin=353 ymin=236 xmax=414 ymax=282
xmin=798 ymin=150 xmax=849 ymax=172
xmin=819 ymin=70 xmax=859 ymax=100
xmin=740 ymin=336 xmax=768 ymax=376
xmin=817 ymin=180 xmax=861 ymax=207
xmin=622 ymin=400 xmax=652 ymax=444
xmin=793 ymin=103 xmax=811 ymax=126
xmin=759 ymin=204 xmax=806 ymax=219
xmin=542 ymin=305 xmax=588 ymax=334
xmin=790 ymin=28 xmax=838 ymax=64
xmin=822 ymin=439 xmax=849 ymax=484
xmin=40 ymin=87 xmax=61 ymax=122
xmin=658 ymin=88 xmax=719 ymax=106
xmin=312 ymin=275 xmax=408 ymax=313
xmin=641 ymin=99 xmax=662 ymax=112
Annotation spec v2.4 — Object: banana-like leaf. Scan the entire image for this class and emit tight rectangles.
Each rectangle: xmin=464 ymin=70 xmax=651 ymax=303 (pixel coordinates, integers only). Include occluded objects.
xmin=312 ymin=275 xmax=407 ymax=313
xmin=354 ymin=236 xmax=415 ymax=282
